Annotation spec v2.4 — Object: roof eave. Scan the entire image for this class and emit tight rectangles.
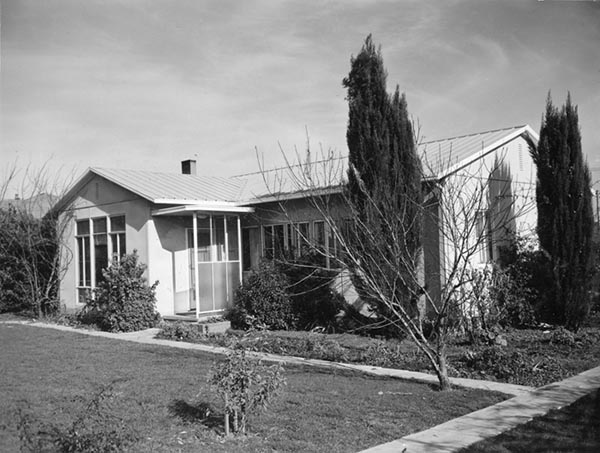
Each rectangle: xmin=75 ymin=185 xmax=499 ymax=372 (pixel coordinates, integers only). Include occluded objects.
xmin=433 ymin=125 xmax=539 ymax=180
xmin=240 ymin=185 xmax=344 ymax=206
xmin=152 ymin=204 xmax=255 ymax=216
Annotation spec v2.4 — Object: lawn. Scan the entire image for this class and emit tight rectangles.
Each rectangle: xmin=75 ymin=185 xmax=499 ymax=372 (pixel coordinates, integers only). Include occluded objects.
xmin=461 ymin=389 xmax=600 ymax=452
xmin=0 ymin=323 xmax=505 ymax=453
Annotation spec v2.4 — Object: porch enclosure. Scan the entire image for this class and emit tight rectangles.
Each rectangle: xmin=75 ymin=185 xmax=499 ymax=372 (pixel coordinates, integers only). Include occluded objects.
xmin=187 ymin=214 xmax=242 ymax=316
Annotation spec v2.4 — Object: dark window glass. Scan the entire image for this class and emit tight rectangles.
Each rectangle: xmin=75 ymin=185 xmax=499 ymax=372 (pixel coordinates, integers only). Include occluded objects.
xmin=242 ymin=229 xmax=251 ymax=271
xmin=273 ymin=224 xmax=285 ymax=259
xmin=226 ymin=216 xmax=239 ymax=261
xmin=76 ymin=220 xmax=89 ymax=235
xmin=264 ymin=226 xmax=274 ymax=259
xmin=93 ymin=217 xmax=107 ymax=233
xmin=110 ymin=215 xmax=125 ymax=232
xmin=94 ymin=234 xmax=108 ymax=284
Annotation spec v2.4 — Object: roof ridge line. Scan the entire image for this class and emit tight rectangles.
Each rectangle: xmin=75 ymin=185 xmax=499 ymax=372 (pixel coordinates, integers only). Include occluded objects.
xmin=231 ymin=155 xmax=346 ymax=178
xmin=93 ymin=167 xmax=238 ymax=182
xmin=420 ymin=125 xmax=526 ymax=145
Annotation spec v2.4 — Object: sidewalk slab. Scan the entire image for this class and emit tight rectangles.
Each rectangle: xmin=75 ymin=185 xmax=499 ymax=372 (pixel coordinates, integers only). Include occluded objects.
xmin=360 ymin=365 xmax=600 ymax=453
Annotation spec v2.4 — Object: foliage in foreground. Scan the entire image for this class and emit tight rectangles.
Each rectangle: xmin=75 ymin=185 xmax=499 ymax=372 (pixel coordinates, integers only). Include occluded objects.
xmin=79 ymin=251 xmax=161 ymax=332
xmin=209 ymin=347 xmax=285 ymax=436
xmin=17 ymin=382 xmax=138 ymax=453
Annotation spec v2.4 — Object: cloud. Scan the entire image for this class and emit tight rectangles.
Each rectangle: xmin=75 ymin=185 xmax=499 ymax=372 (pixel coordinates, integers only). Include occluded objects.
xmin=2 ymin=0 xmax=599 ymax=185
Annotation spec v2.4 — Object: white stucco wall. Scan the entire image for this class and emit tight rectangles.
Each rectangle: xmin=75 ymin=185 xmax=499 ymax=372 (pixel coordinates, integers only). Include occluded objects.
xmin=59 ymin=175 xmax=154 ymax=312
xmin=439 ymin=135 xmax=537 ymax=285
xmin=148 ymin=215 xmax=191 ymax=315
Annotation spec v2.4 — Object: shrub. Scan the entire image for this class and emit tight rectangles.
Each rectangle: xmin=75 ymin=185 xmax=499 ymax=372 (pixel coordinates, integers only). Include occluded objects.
xmin=303 ymin=335 xmax=349 ymax=362
xmin=156 ymin=321 xmax=206 ymax=342
xmin=548 ymin=326 xmax=576 ymax=346
xmin=279 ymin=251 xmax=346 ymax=331
xmin=226 ymin=261 xmax=295 ymax=330
xmin=501 ymin=239 xmax=552 ymax=325
xmin=79 ymin=251 xmax=161 ymax=332
xmin=209 ymin=347 xmax=285 ymax=435
xmin=360 ymin=342 xmax=405 ymax=368
xmin=489 ymin=267 xmax=536 ymax=329
xmin=17 ymin=382 xmax=138 ymax=452
xmin=460 ymin=346 xmax=567 ymax=386
xmin=0 ymin=207 xmax=61 ymax=317
xmin=457 ymin=263 xmax=537 ymax=336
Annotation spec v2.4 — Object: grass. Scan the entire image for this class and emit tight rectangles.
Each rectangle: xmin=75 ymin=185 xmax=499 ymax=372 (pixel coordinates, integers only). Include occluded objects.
xmin=0 ymin=323 xmax=506 ymax=452
xmin=461 ymin=389 xmax=600 ymax=452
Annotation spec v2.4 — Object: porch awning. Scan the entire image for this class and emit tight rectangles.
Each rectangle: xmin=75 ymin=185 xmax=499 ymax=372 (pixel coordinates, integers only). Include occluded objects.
xmin=151 ymin=204 xmax=254 ymax=216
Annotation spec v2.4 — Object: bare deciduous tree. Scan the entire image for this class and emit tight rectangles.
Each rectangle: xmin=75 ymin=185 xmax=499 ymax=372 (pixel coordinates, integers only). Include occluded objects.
xmin=258 ymin=141 xmax=535 ymax=390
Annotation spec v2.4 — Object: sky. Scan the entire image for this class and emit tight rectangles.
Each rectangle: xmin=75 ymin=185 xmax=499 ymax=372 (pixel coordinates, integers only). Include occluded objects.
xmin=2 ymin=0 xmax=600 ymax=196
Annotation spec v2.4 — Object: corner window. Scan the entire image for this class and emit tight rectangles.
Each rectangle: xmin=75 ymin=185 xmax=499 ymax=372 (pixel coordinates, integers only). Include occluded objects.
xmin=76 ymin=215 xmax=126 ymax=303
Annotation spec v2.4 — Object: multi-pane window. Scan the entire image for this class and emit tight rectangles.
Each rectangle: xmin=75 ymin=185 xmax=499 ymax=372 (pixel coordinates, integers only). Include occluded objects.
xmin=295 ymin=222 xmax=310 ymax=255
xmin=76 ymin=215 xmax=126 ymax=303
xmin=93 ymin=218 xmax=108 ymax=286
xmin=313 ymin=221 xmax=325 ymax=249
xmin=284 ymin=222 xmax=310 ymax=256
xmin=260 ymin=220 xmax=340 ymax=268
xmin=187 ymin=215 xmax=240 ymax=264
xmin=76 ymin=221 xmax=91 ymax=294
xmin=110 ymin=216 xmax=126 ymax=261
xmin=263 ymin=224 xmax=285 ymax=259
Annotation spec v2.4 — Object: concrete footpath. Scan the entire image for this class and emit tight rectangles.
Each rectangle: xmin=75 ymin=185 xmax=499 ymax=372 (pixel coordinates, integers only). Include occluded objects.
xmin=4 ymin=320 xmax=600 ymax=452
xmin=360 ymin=365 xmax=600 ymax=453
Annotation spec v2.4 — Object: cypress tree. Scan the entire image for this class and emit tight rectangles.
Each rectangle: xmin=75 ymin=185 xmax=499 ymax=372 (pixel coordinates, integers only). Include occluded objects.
xmin=342 ymin=35 xmax=422 ymax=331
xmin=531 ymin=93 xmax=594 ymax=331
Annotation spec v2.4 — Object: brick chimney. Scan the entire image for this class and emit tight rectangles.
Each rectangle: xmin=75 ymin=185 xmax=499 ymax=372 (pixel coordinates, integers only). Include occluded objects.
xmin=181 ymin=159 xmax=197 ymax=175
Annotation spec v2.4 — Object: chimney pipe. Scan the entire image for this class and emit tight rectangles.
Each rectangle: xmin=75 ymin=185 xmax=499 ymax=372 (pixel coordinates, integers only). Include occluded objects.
xmin=181 ymin=159 xmax=197 ymax=175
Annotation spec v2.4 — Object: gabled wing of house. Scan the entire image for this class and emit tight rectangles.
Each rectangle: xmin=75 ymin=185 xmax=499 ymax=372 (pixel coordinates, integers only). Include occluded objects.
xmin=419 ymin=124 xmax=539 ymax=180
xmin=54 ymin=167 xmax=249 ymax=212
xmin=228 ymin=124 xmax=540 ymax=203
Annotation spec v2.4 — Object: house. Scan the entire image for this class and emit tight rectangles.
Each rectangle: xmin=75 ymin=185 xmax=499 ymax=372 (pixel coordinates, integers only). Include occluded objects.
xmin=53 ymin=124 xmax=539 ymax=318
xmin=0 ymin=193 xmax=58 ymax=219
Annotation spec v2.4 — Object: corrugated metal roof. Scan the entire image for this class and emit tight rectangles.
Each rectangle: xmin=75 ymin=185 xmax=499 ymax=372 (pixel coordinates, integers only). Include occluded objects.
xmin=233 ymin=125 xmax=534 ymax=201
xmin=92 ymin=168 xmax=246 ymax=203
xmin=418 ymin=125 xmax=527 ymax=177
xmin=232 ymin=154 xmax=347 ymax=203
xmin=54 ymin=125 xmax=535 ymax=212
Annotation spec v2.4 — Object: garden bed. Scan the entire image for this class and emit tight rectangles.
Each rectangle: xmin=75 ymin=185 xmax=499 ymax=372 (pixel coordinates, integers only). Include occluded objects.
xmin=156 ymin=317 xmax=600 ymax=388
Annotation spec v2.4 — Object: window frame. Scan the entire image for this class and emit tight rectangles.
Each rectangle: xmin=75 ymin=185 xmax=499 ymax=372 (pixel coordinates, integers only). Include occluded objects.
xmin=75 ymin=214 xmax=126 ymax=304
